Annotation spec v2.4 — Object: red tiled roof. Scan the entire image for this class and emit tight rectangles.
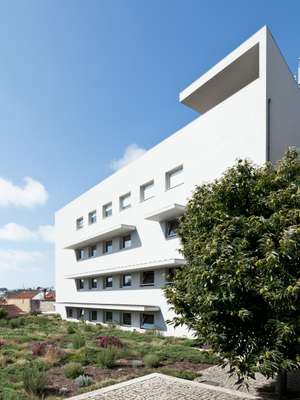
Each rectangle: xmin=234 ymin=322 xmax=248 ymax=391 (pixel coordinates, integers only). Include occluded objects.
xmin=0 ymin=304 xmax=25 ymax=318
xmin=44 ymin=291 xmax=56 ymax=301
xmin=8 ymin=291 xmax=40 ymax=300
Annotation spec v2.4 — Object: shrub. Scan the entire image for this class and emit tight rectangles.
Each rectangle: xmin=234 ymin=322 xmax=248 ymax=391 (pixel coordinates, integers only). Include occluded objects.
xmin=97 ymin=348 xmax=118 ymax=369
xmin=31 ymin=342 xmax=47 ymax=357
xmin=0 ymin=308 xmax=7 ymax=319
xmin=44 ymin=345 xmax=65 ymax=365
xmin=22 ymin=361 xmax=47 ymax=396
xmin=96 ymin=335 xmax=123 ymax=349
xmin=143 ymin=354 xmax=161 ymax=368
xmin=64 ymin=362 xmax=84 ymax=379
xmin=75 ymin=374 xmax=93 ymax=387
xmin=160 ymin=367 xmax=199 ymax=380
xmin=71 ymin=334 xmax=85 ymax=349
xmin=67 ymin=324 xmax=76 ymax=334
xmin=9 ymin=318 xmax=25 ymax=329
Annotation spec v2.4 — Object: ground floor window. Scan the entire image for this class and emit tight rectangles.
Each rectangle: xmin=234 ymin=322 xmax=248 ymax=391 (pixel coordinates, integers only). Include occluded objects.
xmin=76 ymin=308 xmax=84 ymax=320
xmin=104 ymin=310 xmax=113 ymax=323
xmin=66 ymin=308 xmax=73 ymax=318
xmin=141 ymin=313 xmax=155 ymax=329
xmin=122 ymin=312 xmax=132 ymax=326
xmin=90 ymin=310 xmax=98 ymax=321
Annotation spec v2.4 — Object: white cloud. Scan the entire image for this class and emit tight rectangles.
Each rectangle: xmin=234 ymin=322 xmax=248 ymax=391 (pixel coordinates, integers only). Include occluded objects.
xmin=0 ymin=223 xmax=55 ymax=243
xmin=0 ymin=249 xmax=42 ymax=272
xmin=110 ymin=144 xmax=146 ymax=171
xmin=0 ymin=176 xmax=48 ymax=208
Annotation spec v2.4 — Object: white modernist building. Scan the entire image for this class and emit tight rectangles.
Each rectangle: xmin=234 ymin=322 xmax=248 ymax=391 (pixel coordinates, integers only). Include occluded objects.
xmin=55 ymin=27 xmax=300 ymax=336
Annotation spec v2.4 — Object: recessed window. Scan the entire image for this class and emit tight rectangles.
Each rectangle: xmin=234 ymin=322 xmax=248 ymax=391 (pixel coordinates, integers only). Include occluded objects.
xmin=119 ymin=193 xmax=131 ymax=211
xmin=140 ymin=180 xmax=154 ymax=202
xmin=90 ymin=310 xmax=98 ymax=321
xmin=120 ymin=234 xmax=131 ymax=250
xmin=103 ymin=202 xmax=112 ymax=218
xmin=141 ymin=271 xmax=154 ymax=287
xmin=88 ymin=210 xmax=97 ymax=224
xmin=121 ymin=274 xmax=132 ymax=287
xmin=76 ymin=217 xmax=84 ymax=230
xmin=104 ymin=276 xmax=113 ymax=288
xmin=66 ymin=308 xmax=73 ymax=318
xmin=166 ymin=219 xmax=179 ymax=238
xmin=141 ymin=313 xmax=155 ymax=329
xmin=76 ymin=279 xmax=85 ymax=290
xmin=122 ymin=312 xmax=132 ymax=326
xmin=89 ymin=245 xmax=97 ymax=258
xmin=89 ymin=278 xmax=98 ymax=290
xmin=76 ymin=308 xmax=84 ymax=320
xmin=104 ymin=311 xmax=113 ymax=323
xmin=166 ymin=165 xmax=184 ymax=190
xmin=103 ymin=240 xmax=113 ymax=254
xmin=166 ymin=268 xmax=176 ymax=284
xmin=76 ymin=249 xmax=85 ymax=260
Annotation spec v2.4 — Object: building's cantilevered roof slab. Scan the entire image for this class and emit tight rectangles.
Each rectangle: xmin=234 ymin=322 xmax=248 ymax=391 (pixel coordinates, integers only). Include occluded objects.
xmin=57 ymin=302 xmax=160 ymax=312
xmin=180 ymin=43 xmax=259 ymax=114
xmin=64 ymin=224 xmax=136 ymax=250
xmin=65 ymin=258 xmax=185 ymax=279
xmin=145 ymin=204 xmax=186 ymax=222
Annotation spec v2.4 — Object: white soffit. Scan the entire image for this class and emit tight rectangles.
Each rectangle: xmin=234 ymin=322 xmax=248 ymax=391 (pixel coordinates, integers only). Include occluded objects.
xmin=145 ymin=204 xmax=186 ymax=222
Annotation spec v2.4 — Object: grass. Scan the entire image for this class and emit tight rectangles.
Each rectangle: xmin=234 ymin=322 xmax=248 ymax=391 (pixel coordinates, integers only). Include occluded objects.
xmin=0 ymin=315 xmax=217 ymax=399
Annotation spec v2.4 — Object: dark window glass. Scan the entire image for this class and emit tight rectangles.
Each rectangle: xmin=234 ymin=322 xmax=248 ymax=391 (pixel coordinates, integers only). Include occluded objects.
xmin=103 ymin=240 xmax=113 ymax=254
xmin=67 ymin=308 xmax=73 ymax=318
xmin=166 ymin=268 xmax=176 ymax=283
xmin=103 ymin=203 xmax=112 ymax=218
xmin=90 ymin=310 xmax=97 ymax=321
xmin=77 ymin=279 xmax=84 ymax=290
xmin=90 ymin=278 xmax=98 ymax=289
xmin=166 ymin=219 xmax=179 ymax=238
xmin=76 ymin=308 xmax=83 ymax=319
xmin=121 ymin=235 xmax=131 ymax=249
xmin=76 ymin=217 xmax=84 ymax=230
xmin=141 ymin=313 xmax=154 ymax=328
xmin=121 ymin=274 xmax=132 ymax=287
xmin=141 ymin=271 xmax=154 ymax=286
xmin=76 ymin=249 xmax=85 ymax=260
xmin=89 ymin=245 xmax=97 ymax=257
xmin=104 ymin=276 xmax=113 ymax=288
xmin=122 ymin=312 xmax=131 ymax=326
xmin=104 ymin=311 xmax=113 ymax=323
xmin=89 ymin=211 xmax=97 ymax=224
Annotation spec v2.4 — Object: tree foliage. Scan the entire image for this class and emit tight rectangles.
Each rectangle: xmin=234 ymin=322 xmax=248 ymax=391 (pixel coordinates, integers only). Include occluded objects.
xmin=165 ymin=148 xmax=300 ymax=382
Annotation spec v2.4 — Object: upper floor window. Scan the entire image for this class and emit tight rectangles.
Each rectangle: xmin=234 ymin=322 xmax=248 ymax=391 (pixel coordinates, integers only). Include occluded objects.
xmin=166 ymin=165 xmax=184 ymax=190
xmin=89 ymin=245 xmax=97 ymax=258
xmin=140 ymin=270 xmax=154 ymax=287
xmin=76 ymin=249 xmax=85 ymax=261
xmin=104 ymin=276 xmax=113 ymax=288
xmin=76 ymin=279 xmax=84 ymax=290
xmin=119 ymin=193 xmax=131 ymax=211
xmin=76 ymin=217 xmax=84 ymax=230
xmin=89 ymin=278 xmax=98 ymax=289
xmin=103 ymin=202 xmax=112 ymax=218
xmin=88 ymin=210 xmax=97 ymax=224
xmin=166 ymin=219 xmax=179 ymax=238
xmin=103 ymin=240 xmax=113 ymax=254
xmin=120 ymin=234 xmax=131 ymax=250
xmin=140 ymin=180 xmax=154 ymax=202
xmin=121 ymin=274 xmax=132 ymax=287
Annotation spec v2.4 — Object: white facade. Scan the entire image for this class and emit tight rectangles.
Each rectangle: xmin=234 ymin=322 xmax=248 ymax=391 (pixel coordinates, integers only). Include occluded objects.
xmin=55 ymin=27 xmax=300 ymax=337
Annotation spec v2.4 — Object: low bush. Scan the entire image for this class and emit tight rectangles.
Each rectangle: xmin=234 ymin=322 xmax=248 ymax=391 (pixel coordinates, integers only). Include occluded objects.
xmin=64 ymin=362 xmax=84 ymax=379
xmin=67 ymin=324 xmax=76 ymax=334
xmin=9 ymin=318 xmax=25 ymax=329
xmin=143 ymin=353 xmax=161 ymax=368
xmin=75 ymin=374 xmax=93 ymax=387
xmin=96 ymin=335 xmax=123 ymax=349
xmin=97 ymin=348 xmax=119 ymax=369
xmin=44 ymin=345 xmax=65 ymax=365
xmin=0 ymin=308 xmax=8 ymax=319
xmin=159 ymin=367 xmax=199 ymax=380
xmin=22 ymin=361 xmax=48 ymax=396
xmin=71 ymin=334 xmax=85 ymax=349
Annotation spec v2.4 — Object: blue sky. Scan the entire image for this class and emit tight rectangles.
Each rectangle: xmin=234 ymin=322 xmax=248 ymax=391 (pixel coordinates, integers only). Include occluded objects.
xmin=0 ymin=1 xmax=299 ymax=289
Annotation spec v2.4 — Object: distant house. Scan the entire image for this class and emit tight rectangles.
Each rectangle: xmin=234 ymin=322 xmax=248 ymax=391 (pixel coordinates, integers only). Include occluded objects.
xmin=0 ymin=304 xmax=24 ymax=318
xmin=40 ymin=290 xmax=56 ymax=313
xmin=6 ymin=291 xmax=41 ymax=313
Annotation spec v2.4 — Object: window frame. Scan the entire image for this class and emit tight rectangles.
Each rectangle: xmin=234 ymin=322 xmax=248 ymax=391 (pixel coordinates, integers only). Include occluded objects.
xmin=77 ymin=279 xmax=85 ymax=290
xmin=140 ymin=270 xmax=155 ymax=287
xmin=89 ymin=278 xmax=98 ymax=290
xmin=122 ymin=312 xmax=132 ymax=326
xmin=119 ymin=192 xmax=131 ymax=211
xmin=90 ymin=310 xmax=98 ymax=321
xmin=88 ymin=245 xmax=97 ymax=258
xmin=120 ymin=234 xmax=132 ymax=250
xmin=121 ymin=273 xmax=132 ymax=288
xmin=66 ymin=308 xmax=73 ymax=318
xmin=103 ymin=240 xmax=113 ymax=254
xmin=165 ymin=219 xmax=179 ymax=239
xmin=140 ymin=313 xmax=155 ymax=329
xmin=165 ymin=165 xmax=184 ymax=190
xmin=102 ymin=202 xmax=113 ymax=218
xmin=76 ymin=308 xmax=84 ymax=320
xmin=76 ymin=217 xmax=84 ymax=230
xmin=104 ymin=310 xmax=113 ymax=323
xmin=88 ymin=210 xmax=97 ymax=225
xmin=76 ymin=248 xmax=85 ymax=261
xmin=140 ymin=180 xmax=155 ymax=202
xmin=104 ymin=276 xmax=113 ymax=289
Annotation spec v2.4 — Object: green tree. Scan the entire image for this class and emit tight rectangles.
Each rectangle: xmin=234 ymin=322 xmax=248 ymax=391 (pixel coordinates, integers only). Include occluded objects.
xmin=165 ymin=148 xmax=300 ymax=397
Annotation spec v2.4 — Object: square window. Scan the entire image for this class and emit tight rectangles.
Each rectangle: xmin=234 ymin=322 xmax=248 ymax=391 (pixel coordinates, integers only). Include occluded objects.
xmin=89 ymin=245 xmax=97 ymax=258
xmin=141 ymin=271 xmax=154 ymax=286
xmin=104 ymin=276 xmax=113 ymax=288
xmin=122 ymin=312 xmax=131 ymax=326
xmin=103 ymin=240 xmax=113 ymax=254
xmin=76 ymin=249 xmax=85 ymax=260
xmin=76 ymin=217 xmax=84 ymax=230
xmin=119 ymin=193 xmax=131 ymax=210
xmin=120 ymin=235 xmax=131 ymax=249
xmin=166 ymin=165 xmax=184 ymax=190
xmin=88 ymin=210 xmax=97 ymax=224
xmin=90 ymin=310 xmax=98 ymax=321
xmin=121 ymin=274 xmax=132 ymax=287
xmin=140 ymin=180 xmax=154 ymax=202
xmin=66 ymin=308 xmax=73 ymax=318
xmin=89 ymin=278 xmax=98 ymax=289
xmin=166 ymin=219 xmax=179 ymax=238
xmin=141 ymin=313 xmax=155 ymax=329
xmin=103 ymin=202 xmax=112 ymax=218
xmin=77 ymin=279 xmax=85 ymax=290
xmin=104 ymin=311 xmax=113 ymax=323
xmin=76 ymin=308 xmax=84 ymax=319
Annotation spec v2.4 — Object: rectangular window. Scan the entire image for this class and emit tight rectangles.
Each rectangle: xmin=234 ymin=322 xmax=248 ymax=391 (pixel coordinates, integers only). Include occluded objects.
xmin=121 ymin=274 xmax=132 ymax=287
xmin=104 ymin=311 xmax=113 ymax=323
xmin=166 ymin=165 xmax=183 ymax=190
xmin=89 ymin=278 xmax=98 ymax=289
xmin=166 ymin=268 xmax=176 ymax=284
xmin=140 ymin=180 xmax=154 ymax=202
xmin=166 ymin=219 xmax=179 ymax=238
xmin=141 ymin=271 xmax=155 ymax=286
xmin=90 ymin=310 xmax=98 ymax=321
xmin=122 ymin=312 xmax=131 ymax=326
xmin=76 ymin=279 xmax=85 ymax=290
xmin=76 ymin=308 xmax=84 ymax=319
xmin=88 ymin=210 xmax=97 ymax=224
xmin=103 ymin=202 xmax=112 ymax=218
xmin=89 ymin=245 xmax=97 ymax=258
xmin=141 ymin=313 xmax=155 ymax=329
xmin=119 ymin=193 xmax=131 ymax=210
xmin=76 ymin=217 xmax=84 ymax=230
xmin=103 ymin=240 xmax=113 ymax=254
xmin=76 ymin=249 xmax=85 ymax=260
xmin=104 ymin=276 xmax=113 ymax=288
xmin=120 ymin=234 xmax=131 ymax=249
xmin=66 ymin=308 xmax=73 ymax=318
